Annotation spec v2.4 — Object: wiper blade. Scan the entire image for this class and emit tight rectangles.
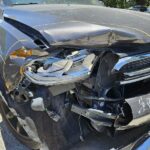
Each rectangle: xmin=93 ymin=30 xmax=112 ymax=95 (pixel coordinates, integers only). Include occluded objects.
xmin=12 ymin=3 xmax=39 ymax=5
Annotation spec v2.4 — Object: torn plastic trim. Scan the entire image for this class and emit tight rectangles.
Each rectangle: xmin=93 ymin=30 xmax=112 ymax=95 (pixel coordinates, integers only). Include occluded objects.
xmin=24 ymin=50 xmax=96 ymax=86
xmin=117 ymin=114 xmax=150 ymax=130
xmin=114 ymin=93 xmax=150 ymax=129
xmin=71 ymin=104 xmax=117 ymax=127
xmin=126 ymin=93 xmax=150 ymax=119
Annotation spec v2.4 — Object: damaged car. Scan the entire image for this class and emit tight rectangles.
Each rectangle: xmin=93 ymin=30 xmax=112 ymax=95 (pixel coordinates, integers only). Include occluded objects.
xmin=0 ymin=0 xmax=150 ymax=150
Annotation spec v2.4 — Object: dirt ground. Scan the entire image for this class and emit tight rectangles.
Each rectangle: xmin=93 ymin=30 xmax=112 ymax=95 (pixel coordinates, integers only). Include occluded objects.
xmin=0 ymin=113 xmax=150 ymax=150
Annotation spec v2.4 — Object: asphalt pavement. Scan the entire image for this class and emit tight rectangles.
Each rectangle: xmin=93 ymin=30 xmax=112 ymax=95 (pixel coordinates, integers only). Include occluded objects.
xmin=0 ymin=113 xmax=150 ymax=150
xmin=0 ymin=114 xmax=29 ymax=150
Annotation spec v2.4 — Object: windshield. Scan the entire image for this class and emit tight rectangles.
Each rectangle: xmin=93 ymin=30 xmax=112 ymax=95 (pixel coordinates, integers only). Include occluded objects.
xmin=4 ymin=0 xmax=104 ymax=5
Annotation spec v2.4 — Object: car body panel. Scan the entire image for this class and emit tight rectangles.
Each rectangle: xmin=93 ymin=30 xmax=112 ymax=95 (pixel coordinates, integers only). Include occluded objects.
xmin=1 ymin=4 xmax=150 ymax=49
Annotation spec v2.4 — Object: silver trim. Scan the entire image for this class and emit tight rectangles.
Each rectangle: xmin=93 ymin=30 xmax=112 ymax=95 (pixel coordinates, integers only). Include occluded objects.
xmin=25 ymin=68 xmax=90 ymax=86
xmin=24 ymin=51 xmax=96 ymax=86
xmin=113 ymin=53 xmax=150 ymax=71
xmin=113 ymin=52 xmax=150 ymax=84
xmin=124 ymin=68 xmax=150 ymax=77
xmin=120 ymin=74 xmax=150 ymax=84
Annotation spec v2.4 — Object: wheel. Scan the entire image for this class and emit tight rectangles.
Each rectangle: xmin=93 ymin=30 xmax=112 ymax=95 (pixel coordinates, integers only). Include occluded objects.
xmin=0 ymin=100 xmax=41 ymax=150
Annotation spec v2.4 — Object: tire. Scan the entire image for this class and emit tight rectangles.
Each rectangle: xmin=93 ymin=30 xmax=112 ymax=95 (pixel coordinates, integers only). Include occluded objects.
xmin=0 ymin=100 xmax=41 ymax=150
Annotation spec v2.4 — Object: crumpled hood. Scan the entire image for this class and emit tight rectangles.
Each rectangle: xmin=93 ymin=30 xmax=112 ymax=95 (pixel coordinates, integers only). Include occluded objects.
xmin=3 ymin=4 xmax=150 ymax=46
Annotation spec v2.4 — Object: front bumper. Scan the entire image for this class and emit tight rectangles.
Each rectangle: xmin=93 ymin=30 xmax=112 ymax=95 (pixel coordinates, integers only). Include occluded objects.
xmin=71 ymin=93 xmax=150 ymax=129
xmin=24 ymin=50 xmax=96 ymax=86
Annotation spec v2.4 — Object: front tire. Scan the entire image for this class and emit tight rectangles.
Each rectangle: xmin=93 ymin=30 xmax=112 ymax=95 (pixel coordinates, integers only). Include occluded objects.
xmin=0 ymin=100 xmax=41 ymax=149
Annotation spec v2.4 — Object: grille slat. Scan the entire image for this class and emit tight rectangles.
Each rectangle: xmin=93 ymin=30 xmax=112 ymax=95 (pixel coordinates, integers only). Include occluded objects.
xmin=120 ymin=57 xmax=150 ymax=72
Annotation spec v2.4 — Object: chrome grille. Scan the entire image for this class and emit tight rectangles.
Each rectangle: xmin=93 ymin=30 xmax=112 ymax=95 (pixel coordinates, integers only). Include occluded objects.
xmin=113 ymin=53 xmax=150 ymax=84
xmin=120 ymin=57 xmax=150 ymax=72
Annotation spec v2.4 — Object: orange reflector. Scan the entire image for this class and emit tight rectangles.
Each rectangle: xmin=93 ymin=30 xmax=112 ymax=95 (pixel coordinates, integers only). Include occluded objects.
xmin=20 ymin=67 xmax=25 ymax=75
xmin=11 ymin=48 xmax=32 ymax=57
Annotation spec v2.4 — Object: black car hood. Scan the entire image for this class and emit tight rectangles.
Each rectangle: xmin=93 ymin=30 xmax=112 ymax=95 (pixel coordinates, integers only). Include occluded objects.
xmin=3 ymin=4 xmax=150 ymax=47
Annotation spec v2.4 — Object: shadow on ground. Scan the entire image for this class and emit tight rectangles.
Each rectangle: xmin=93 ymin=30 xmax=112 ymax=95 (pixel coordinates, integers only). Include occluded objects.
xmin=0 ymin=112 xmax=150 ymax=150
xmin=71 ymin=125 xmax=150 ymax=150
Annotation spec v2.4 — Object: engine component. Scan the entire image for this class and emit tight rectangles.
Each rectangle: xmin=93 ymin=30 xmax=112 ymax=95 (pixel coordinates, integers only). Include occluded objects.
xmin=71 ymin=104 xmax=117 ymax=127
xmin=11 ymin=79 xmax=33 ymax=103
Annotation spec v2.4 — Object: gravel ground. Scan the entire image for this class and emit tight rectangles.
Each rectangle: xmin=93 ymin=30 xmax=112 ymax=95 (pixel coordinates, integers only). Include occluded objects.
xmin=0 ymin=113 xmax=150 ymax=150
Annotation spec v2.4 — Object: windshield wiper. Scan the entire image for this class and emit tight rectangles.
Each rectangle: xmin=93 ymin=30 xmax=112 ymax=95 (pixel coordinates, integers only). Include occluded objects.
xmin=12 ymin=3 xmax=39 ymax=5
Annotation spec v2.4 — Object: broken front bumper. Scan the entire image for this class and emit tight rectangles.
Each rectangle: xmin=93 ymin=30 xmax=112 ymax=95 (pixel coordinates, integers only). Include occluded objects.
xmin=24 ymin=50 xmax=96 ymax=86
xmin=71 ymin=93 xmax=150 ymax=129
